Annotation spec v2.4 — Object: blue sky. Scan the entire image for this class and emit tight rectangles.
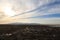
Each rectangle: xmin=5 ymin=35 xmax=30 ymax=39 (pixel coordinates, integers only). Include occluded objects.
xmin=28 ymin=13 xmax=60 ymax=18
xmin=25 ymin=0 xmax=60 ymax=19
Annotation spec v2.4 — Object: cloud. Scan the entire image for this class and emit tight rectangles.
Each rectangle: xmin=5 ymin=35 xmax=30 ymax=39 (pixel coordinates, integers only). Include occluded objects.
xmin=0 ymin=0 xmax=60 ymax=24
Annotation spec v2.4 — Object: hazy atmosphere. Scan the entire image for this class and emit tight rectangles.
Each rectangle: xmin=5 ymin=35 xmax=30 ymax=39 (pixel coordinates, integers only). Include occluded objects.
xmin=0 ymin=0 xmax=60 ymax=24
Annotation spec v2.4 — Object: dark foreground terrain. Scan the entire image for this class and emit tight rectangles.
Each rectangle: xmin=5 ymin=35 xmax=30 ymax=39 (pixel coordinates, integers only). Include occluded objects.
xmin=0 ymin=24 xmax=60 ymax=40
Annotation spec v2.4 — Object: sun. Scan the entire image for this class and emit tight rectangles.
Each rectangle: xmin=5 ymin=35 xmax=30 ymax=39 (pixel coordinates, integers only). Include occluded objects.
xmin=3 ymin=4 xmax=16 ymax=17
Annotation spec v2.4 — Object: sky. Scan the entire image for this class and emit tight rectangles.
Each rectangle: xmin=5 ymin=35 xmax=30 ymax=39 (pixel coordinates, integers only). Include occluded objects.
xmin=0 ymin=0 xmax=60 ymax=24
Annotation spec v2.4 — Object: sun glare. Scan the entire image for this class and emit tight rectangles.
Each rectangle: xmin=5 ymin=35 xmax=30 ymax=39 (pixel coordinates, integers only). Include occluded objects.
xmin=3 ymin=5 xmax=16 ymax=17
